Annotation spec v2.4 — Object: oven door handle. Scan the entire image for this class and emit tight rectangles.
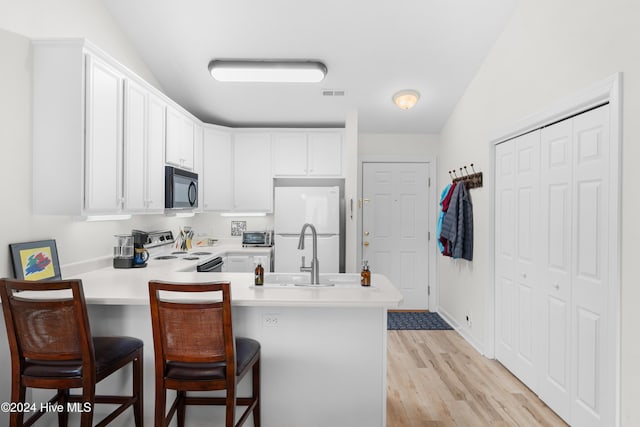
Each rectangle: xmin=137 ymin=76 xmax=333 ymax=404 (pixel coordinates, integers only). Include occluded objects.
xmin=196 ymin=257 xmax=224 ymax=272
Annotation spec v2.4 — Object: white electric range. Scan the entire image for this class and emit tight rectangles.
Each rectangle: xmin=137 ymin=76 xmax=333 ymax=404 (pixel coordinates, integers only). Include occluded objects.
xmin=145 ymin=231 xmax=224 ymax=272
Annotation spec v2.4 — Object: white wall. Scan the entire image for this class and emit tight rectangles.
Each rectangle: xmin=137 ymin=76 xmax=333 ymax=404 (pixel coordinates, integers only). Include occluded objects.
xmin=437 ymin=0 xmax=640 ymax=424
xmin=0 ymin=2 xmax=187 ymax=278
xmin=359 ymin=133 xmax=439 ymax=158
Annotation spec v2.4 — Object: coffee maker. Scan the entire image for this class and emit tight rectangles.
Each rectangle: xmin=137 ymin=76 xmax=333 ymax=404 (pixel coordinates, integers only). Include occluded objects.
xmin=113 ymin=234 xmax=134 ymax=269
xmin=132 ymin=230 xmax=149 ymax=268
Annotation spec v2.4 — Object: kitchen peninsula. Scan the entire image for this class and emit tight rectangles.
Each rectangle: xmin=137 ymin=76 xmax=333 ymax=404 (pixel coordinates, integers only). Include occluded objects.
xmin=0 ymin=259 xmax=402 ymax=427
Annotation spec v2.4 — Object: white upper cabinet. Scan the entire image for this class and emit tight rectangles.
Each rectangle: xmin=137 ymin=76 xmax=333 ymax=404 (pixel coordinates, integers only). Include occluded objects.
xmin=202 ymin=126 xmax=233 ymax=211
xmin=166 ymin=105 xmax=195 ymax=170
xmin=84 ymin=54 xmax=125 ymax=214
xmin=272 ymin=132 xmax=308 ymax=175
xmin=308 ymin=132 xmax=342 ymax=176
xmin=145 ymin=93 xmax=167 ymax=212
xmin=123 ymin=79 xmax=166 ymax=213
xmin=233 ymin=132 xmax=273 ymax=212
xmin=272 ymin=131 xmax=343 ymax=177
xmin=32 ymin=39 xmax=200 ymax=216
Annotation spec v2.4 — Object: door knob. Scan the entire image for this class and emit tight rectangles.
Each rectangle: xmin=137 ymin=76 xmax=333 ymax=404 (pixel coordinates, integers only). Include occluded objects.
xmin=363 ymin=241 xmax=370 ymax=247
xmin=364 ymin=231 xmax=370 ymax=236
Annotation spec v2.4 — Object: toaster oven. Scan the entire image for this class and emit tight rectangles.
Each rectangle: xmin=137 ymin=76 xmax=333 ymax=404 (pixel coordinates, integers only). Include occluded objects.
xmin=242 ymin=231 xmax=273 ymax=247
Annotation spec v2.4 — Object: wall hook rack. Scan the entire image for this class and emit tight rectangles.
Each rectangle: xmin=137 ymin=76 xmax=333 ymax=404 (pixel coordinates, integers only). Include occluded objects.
xmin=450 ymin=163 xmax=483 ymax=189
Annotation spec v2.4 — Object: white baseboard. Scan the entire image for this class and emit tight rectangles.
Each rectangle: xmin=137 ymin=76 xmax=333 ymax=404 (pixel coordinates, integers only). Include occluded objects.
xmin=437 ymin=306 xmax=487 ymax=357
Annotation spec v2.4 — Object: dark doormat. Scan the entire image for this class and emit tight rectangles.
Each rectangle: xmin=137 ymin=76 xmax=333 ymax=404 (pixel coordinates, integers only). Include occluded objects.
xmin=387 ymin=311 xmax=453 ymax=330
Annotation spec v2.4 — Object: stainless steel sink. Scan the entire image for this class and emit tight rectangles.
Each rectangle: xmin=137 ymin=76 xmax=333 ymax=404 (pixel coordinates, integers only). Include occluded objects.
xmin=260 ymin=273 xmax=362 ymax=288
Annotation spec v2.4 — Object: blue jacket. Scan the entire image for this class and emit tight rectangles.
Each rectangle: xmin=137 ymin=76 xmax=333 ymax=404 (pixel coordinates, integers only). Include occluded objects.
xmin=439 ymin=183 xmax=473 ymax=260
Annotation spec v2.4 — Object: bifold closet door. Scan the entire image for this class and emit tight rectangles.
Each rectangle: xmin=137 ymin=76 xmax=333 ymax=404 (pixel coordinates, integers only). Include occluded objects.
xmin=494 ymin=130 xmax=540 ymax=391
xmin=538 ymin=104 xmax=611 ymax=427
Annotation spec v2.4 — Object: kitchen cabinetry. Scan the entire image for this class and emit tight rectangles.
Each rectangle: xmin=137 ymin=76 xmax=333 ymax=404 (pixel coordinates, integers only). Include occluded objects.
xmin=83 ymin=54 xmax=125 ymax=213
xmin=233 ymin=132 xmax=273 ymax=212
xmin=32 ymin=39 xmax=204 ymax=217
xmin=123 ymin=80 xmax=165 ymax=213
xmin=272 ymin=131 xmax=343 ymax=176
xmin=223 ymin=253 xmax=271 ymax=273
xmin=33 ymin=40 xmax=128 ymax=215
xmin=202 ymin=126 xmax=233 ymax=211
xmin=166 ymin=105 xmax=195 ymax=170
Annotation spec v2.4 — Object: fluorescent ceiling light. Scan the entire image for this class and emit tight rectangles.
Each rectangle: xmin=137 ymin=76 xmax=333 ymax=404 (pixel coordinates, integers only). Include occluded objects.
xmin=85 ymin=214 xmax=132 ymax=222
xmin=208 ymin=60 xmax=327 ymax=83
xmin=165 ymin=211 xmax=195 ymax=218
xmin=393 ymin=90 xmax=420 ymax=110
xmin=219 ymin=212 xmax=267 ymax=217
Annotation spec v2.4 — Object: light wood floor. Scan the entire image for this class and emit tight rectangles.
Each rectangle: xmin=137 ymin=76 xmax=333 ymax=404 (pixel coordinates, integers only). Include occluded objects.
xmin=387 ymin=330 xmax=568 ymax=427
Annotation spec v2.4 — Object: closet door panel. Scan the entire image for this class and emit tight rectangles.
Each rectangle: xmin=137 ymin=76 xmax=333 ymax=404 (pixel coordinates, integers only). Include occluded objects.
xmin=571 ymin=104 xmax=610 ymax=427
xmin=494 ymin=142 xmax=517 ymax=368
xmin=494 ymin=131 xmax=540 ymax=391
xmin=512 ymin=131 xmax=540 ymax=389
xmin=539 ymin=118 xmax=573 ymax=421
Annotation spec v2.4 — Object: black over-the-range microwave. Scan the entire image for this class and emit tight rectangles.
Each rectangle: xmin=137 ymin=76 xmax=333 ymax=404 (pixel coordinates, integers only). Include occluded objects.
xmin=165 ymin=166 xmax=198 ymax=209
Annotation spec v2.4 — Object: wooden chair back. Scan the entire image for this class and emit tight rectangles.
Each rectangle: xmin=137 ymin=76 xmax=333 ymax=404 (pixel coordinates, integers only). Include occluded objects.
xmin=148 ymin=281 xmax=235 ymax=370
xmin=0 ymin=279 xmax=94 ymax=366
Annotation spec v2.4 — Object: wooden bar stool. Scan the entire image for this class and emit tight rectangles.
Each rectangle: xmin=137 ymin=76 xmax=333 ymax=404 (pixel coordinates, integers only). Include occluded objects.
xmin=0 ymin=278 xmax=143 ymax=427
xmin=148 ymin=281 xmax=260 ymax=427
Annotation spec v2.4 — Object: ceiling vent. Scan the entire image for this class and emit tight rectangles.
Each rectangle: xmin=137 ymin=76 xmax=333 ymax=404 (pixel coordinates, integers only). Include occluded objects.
xmin=322 ymin=89 xmax=346 ymax=97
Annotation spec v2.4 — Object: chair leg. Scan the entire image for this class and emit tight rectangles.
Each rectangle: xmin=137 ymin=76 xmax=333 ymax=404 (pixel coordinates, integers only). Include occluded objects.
xmin=252 ymin=359 xmax=261 ymax=427
xmin=58 ymin=389 xmax=70 ymax=427
xmin=177 ymin=391 xmax=186 ymax=427
xmin=226 ymin=384 xmax=236 ymax=427
xmin=9 ymin=381 xmax=26 ymax=427
xmin=132 ymin=352 xmax=143 ymax=427
xmin=80 ymin=384 xmax=95 ymax=427
xmin=154 ymin=381 xmax=166 ymax=427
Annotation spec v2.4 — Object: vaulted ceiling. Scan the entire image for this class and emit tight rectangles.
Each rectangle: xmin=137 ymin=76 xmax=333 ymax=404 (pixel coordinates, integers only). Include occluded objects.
xmin=103 ymin=0 xmax=518 ymax=133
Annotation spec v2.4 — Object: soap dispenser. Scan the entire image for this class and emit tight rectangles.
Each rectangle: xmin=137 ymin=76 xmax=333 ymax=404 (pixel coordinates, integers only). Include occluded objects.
xmin=254 ymin=262 xmax=264 ymax=286
xmin=361 ymin=260 xmax=371 ymax=287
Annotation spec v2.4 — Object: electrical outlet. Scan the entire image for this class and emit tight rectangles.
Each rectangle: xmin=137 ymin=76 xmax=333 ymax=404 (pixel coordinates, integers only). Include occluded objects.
xmin=263 ymin=313 xmax=280 ymax=328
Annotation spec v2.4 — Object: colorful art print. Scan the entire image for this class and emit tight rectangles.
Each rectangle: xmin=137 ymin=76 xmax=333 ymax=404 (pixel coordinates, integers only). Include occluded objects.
xmin=9 ymin=240 xmax=61 ymax=281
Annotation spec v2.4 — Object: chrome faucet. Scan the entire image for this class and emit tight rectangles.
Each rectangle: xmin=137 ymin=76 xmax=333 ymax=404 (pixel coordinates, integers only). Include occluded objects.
xmin=298 ymin=223 xmax=320 ymax=285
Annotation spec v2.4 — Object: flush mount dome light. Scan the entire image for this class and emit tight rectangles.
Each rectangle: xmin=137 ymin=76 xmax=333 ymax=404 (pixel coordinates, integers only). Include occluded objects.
xmin=208 ymin=60 xmax=327 ymax=83
xmin=393 ymin=90 xmax=420 ymax=110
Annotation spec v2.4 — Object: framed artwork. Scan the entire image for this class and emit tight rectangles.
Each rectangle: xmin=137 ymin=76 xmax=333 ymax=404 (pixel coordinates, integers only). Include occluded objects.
xmin=9 ymin=239 xmax=62 ymax=281
xmin=231 ymin=221 xmax=247 ymax=237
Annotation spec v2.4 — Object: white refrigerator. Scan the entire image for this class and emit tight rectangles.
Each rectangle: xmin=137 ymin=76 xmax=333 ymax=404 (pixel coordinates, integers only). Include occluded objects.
xmin=274 ymin=186 xmax=341 ymax=273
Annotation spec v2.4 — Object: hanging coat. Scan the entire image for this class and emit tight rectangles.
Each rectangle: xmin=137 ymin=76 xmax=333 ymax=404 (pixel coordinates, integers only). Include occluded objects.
xmin=439 ymin=183 xmax=473 ymax=261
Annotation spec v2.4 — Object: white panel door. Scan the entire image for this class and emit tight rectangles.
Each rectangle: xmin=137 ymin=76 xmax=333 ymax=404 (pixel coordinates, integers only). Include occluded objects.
xmin=494 ymin=131 xmax=541 ymax=390
xmin=570 ymin=105 xmax=611 ymax=427
xmin=494 ymin=140 xmax=517 ymax=372
xmin=539 ymin=116 xmax=573 ymax=420
xmin=362 ymin=162 xmax=429 ymax=309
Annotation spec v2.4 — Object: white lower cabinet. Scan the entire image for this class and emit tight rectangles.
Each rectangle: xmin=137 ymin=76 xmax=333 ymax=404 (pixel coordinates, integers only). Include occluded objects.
xmin=494 ymin=105 xmax=613 ymax=427
xmin=223 ymin=254 xmax=271 ymax=273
